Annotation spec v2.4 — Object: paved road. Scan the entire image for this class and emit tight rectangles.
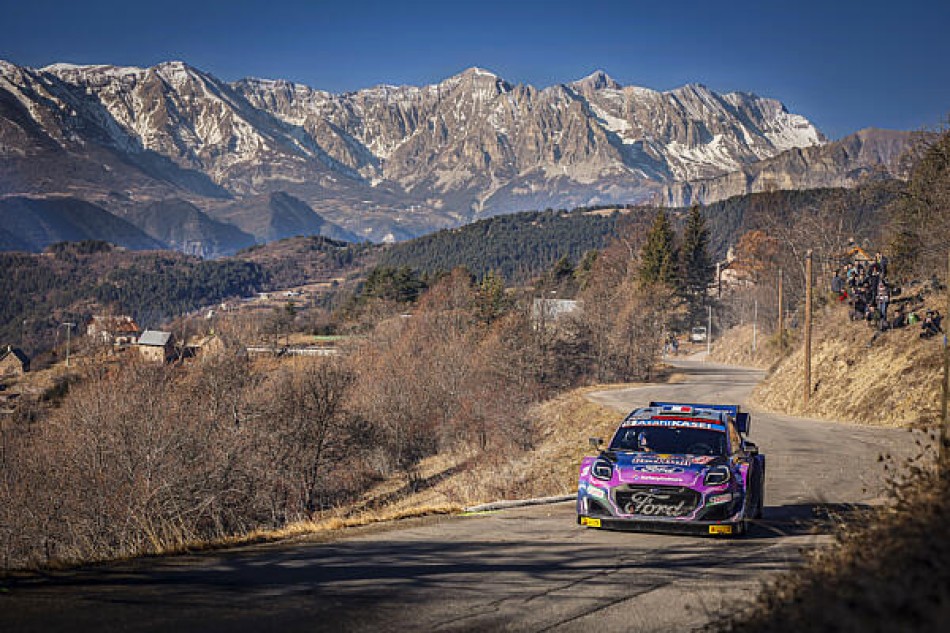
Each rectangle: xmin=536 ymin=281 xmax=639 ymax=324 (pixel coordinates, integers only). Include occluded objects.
xmin=0 ymin=361 xmax=911 ymax=632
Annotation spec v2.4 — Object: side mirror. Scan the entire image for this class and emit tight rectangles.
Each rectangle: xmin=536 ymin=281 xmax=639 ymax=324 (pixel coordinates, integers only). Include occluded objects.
xmin=589 ymin=437 xmax=604 ymax=449
xmin=744 ymin=440 xmax=759 ymax=456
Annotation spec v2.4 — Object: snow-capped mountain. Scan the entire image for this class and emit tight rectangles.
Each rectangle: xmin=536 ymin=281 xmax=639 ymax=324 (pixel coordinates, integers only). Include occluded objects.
xmin=0 ymin=59 xmax=910 ymax=248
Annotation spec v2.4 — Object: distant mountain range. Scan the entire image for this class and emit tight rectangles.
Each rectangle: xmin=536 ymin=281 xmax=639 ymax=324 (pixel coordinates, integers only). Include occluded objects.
xmin=0 ymin=59 xmax=922 ymax=253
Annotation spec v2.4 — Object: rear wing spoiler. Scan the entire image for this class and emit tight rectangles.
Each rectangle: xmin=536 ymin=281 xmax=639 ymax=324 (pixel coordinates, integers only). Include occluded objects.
xmin=649 ymin=401 xmax=752 ymax=435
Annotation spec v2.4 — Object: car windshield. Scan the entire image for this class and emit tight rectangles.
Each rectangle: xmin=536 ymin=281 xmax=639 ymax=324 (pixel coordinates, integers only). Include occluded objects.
xmin=609 ymin=425 xmax=727 ymax=456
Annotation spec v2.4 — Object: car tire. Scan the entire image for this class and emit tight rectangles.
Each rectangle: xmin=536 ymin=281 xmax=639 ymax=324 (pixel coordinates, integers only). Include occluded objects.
xmin=754 ymin=471 xmax=765 ymax=520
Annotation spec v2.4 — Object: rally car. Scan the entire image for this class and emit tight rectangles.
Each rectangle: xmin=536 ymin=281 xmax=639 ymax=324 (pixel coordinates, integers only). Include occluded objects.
xmin=577 ymin=402 xmax=764 ymax=536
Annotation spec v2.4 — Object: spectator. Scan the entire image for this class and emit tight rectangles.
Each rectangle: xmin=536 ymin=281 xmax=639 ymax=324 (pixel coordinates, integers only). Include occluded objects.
xmin=876 ymin=280 xmax=891 ymax=330
xmin=891 ymin=304 xmax=907 ymax=329
xmin=852 ymin=293 xmax=868 ymax=321
xmin=875 ymin=252 xmax=888 ymax=276
xmin=831 ymin=270 xmax=845 ymax=295
xmin=846 ymin=264 xmax=859 ymax=289
xmin=921 ymin=310 xmax=943 ymax=339
xmin=865 ymin=271 xmax=880 ymax=302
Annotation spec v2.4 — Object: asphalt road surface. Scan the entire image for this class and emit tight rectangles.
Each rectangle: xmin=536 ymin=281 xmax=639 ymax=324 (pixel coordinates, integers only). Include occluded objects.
xmin=0 ymin=361 xmax=912 ymax=632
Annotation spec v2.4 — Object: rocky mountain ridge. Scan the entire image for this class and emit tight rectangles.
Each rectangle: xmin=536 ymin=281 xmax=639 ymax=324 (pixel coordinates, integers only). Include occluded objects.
xmin=0 ymin=59 xmax=916 ymax=250
xmin=664 ymin=128 xmax=923 ymax=206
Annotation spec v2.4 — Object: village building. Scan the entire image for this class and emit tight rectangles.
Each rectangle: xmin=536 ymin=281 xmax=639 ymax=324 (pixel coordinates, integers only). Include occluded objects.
xmin=185 ymin=333 xmax=247 ymax=361
xmin=532 ymin=298 xmax=582 ymax=323
xmin=86 ymin=315 xmax=142 ymax=346
xmin=0 ymin=345 xmax=30 ymax=376
xmin=136 ymin=330 xmax=176 ymax=363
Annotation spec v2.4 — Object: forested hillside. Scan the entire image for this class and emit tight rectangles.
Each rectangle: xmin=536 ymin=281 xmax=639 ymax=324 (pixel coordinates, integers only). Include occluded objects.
xmin=375 ymin=185 xmax=901 ymax=282
xmin=0 ymin=242 xmax=267 ymax=353
xmin=0 ymin=184 xmax=906 ymax=357
xmin=377 ymin=207 xmax=638 ymax=281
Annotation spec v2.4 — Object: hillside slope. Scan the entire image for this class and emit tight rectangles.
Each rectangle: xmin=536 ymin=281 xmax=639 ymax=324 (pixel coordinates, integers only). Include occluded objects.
xmin=726 ymin=299 xmax=943 ymax=427
xmin=0 ymin=196 xmax=166 ymax=252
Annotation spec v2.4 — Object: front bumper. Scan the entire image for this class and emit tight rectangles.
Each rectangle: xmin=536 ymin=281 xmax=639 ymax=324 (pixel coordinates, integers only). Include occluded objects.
xmin=576 ymin=482 xmax=748 ymax=535
xmin=577 ymin=514 xmax=741 ymax=536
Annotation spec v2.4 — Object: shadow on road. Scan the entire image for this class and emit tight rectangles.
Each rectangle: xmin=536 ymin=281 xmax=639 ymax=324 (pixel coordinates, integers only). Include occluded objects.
xmin=0 ymin=525 xmax=831 ymax=633
xmin=749 ymin=502 xmax=874 ymax=539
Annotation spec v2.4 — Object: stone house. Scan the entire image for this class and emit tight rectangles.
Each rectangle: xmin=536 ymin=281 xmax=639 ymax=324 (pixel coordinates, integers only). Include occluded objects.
xmin=136 ymin=330 xmax=176 ymax=363
xmin=86 ymin=315 xmax=142 ymax=346
xmin=0 ymin=345 xmax=30 ymax=376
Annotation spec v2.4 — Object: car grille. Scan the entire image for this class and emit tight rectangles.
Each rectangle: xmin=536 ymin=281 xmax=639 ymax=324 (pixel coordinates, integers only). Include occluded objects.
xmin=613 ymin=485 xmax=700 ymax=518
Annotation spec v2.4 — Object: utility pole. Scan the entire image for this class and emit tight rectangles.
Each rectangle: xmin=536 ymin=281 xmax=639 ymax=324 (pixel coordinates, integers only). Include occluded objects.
xmin=716 ymin=261 xmax=722 ymax=297
xmin=753 ymin=299 xmax=758 ymax=354
xmin=707 ymin=305 xmax=712 ymax=357
xmin=942 ymin=252 xmax=950 ymax=467
xmin=61 ymin=322 xmax=76 ymax=368
xmin=778 ymin=269 xmax=784 ymax=349
xmin=803 ymin=252 xmax=813 ymax=406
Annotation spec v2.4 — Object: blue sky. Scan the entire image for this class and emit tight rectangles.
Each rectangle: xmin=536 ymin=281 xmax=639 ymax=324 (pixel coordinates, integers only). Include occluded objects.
xmin=3 ymin=0 xmax=948 ymax=139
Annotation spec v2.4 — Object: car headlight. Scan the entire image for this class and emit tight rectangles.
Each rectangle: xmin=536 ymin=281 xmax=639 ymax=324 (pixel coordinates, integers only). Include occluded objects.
xmin=591 ymin=459 xmax=613 ymax=481
xmin=704 ymin=465 xmax=731 ymax=486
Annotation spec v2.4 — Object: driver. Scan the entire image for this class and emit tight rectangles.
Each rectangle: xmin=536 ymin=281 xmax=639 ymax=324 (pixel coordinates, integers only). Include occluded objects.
xmin=637 ymin=431 xmax=653 ymax=452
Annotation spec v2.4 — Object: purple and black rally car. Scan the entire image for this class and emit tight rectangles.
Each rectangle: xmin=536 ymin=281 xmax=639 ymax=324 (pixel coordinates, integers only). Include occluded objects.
xmin=577 ymin=402 xmax=764 ymax=536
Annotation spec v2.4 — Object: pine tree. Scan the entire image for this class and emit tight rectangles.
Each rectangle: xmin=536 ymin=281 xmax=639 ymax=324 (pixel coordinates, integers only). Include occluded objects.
xmin=474 ymin=270 xmax=507 ymax=324
xmin=575 ymin=249 xmax=599 ymax=290
xmin=638 ymin=209 xmax=678 ymax=287
xmin=679 ymin=205 xmax=715 ymax=321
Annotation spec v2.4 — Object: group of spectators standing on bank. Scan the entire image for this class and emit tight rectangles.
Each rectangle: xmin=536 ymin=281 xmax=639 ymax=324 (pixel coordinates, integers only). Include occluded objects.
xmin=830 ymin=252 xmax=943 ymax=339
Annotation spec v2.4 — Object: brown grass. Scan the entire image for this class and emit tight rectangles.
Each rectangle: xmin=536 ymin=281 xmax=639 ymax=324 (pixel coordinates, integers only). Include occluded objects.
xmin=709 ymin=323 xmax=787 ymax=369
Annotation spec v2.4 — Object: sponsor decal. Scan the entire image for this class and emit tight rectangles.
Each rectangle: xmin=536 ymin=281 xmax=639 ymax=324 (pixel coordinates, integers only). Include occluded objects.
xmin=635 ymin=474 xmax=680 ymax=483
xmin=622 ymin=491 xmax=688 ymax=517
xmin=691 ymin=456 xmax=715 ymax=465
xmin=708 ymin=525 xmax=733 ymax=535
xmin=580 ymin=466 xmax=590 ymax=477
xmin=580 ymin=516 xmax=602 ymax=528
xmin=586 ymin=486 xmax=607 ymax=500
xmin=708 ymin=492 xmax=733 ymax=505
xmin=633 ymin=464 xmax=684 ymax=474
xmin=622 ymin=420 xmax=726 ymax=431
xmin=629 ymin=455 xmax=691 ymax=466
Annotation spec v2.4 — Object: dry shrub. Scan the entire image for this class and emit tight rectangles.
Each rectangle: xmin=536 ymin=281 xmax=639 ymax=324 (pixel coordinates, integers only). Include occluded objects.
xmin=713 ymin=428 xmax=950 ymax=632
xmin=1 ymin=254 xmax=673 ymax=571
xmin=0 ymin=352 xmax=365 ymax=570
xmin=578 ymin=237 xmax=677 ymax=383
xmin=348 ymin=270 xmax=550 ymax=485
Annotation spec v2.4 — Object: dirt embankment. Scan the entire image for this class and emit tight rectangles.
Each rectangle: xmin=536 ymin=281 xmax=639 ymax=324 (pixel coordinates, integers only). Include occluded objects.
xmin=714 ymin=297 xmax=945 ymax=427
xmin=711 ymin=298 xmax=950 ymax=632
xmin=708 ymin=323 xmax=787 ymax=370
